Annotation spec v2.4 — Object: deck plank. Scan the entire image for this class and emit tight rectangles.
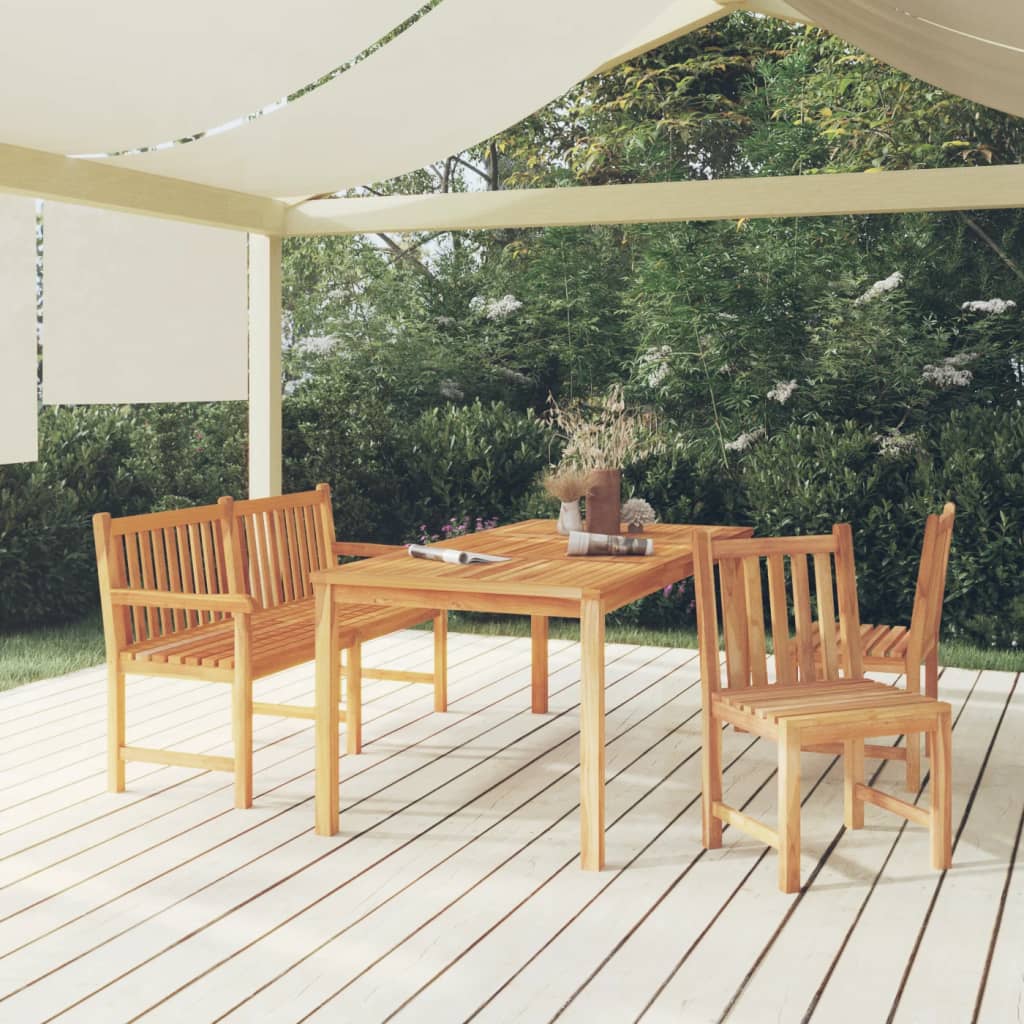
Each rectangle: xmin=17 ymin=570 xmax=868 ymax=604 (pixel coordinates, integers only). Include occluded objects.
xmin=895 ymin=671 xmax=1022 ymax=1023
xmin=0 ymin=635 xmax=578 ymax=980
xmin=788 ymin=668 xmax=1011 ymax=1024
xmin=35 ymin=646 xmax=669 ymax=1023
xmin=0 ymin=637 xmax=1019 ymax=1024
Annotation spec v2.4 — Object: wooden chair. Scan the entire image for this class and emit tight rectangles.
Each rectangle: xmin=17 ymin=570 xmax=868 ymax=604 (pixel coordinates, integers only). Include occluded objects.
xmin=94 ymin=484 xmax=446 ymax=809
xmin=692 ymin=526 xmax=953 ymax=893
xmin=808 ymin=503 xmax=956 ymax=792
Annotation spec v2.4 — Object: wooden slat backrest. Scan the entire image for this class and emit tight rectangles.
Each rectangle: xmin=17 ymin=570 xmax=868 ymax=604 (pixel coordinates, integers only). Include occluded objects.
xmin=230 ymin=484 xmax=337 ymax=610
xmin=95 ymin=502 xmax=234 ymax=644
xmin=692 ymin=525 xmax=864 ymax=698
xmin=907 ymin=502 xmax=956 ymax=661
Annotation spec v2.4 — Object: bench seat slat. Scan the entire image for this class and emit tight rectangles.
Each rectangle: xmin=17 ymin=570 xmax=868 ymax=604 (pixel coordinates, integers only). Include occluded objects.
xmin=124 ymin=598 xmax=435 ymax=676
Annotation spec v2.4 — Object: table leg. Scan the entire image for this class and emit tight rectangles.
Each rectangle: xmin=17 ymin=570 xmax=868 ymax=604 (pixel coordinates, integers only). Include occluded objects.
xmin=314 ymin=582 xmax=340 ymax=836
xmin=531 ymin=614 xmax=549 ymax=713
xmin=580 ymin=598 xmax=606 ymax=871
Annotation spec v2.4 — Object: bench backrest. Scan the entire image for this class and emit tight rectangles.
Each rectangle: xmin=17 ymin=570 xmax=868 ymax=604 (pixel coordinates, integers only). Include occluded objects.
xmin=93 ymin=502 xmax=235 ymax=646
xmin=227 ymin=485 xmax=337 ymax=610
xmin=94 ymin=485 xmax=341 ymax=646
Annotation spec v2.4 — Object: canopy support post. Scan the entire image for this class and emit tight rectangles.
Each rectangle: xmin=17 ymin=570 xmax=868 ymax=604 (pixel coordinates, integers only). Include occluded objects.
xmin=248 ymin=233 xmax=282 ymax=498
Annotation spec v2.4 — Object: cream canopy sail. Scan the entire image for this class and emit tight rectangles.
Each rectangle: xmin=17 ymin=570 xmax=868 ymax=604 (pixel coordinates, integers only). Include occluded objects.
xmin=92 ymin=0 xmax=1024 ymax=199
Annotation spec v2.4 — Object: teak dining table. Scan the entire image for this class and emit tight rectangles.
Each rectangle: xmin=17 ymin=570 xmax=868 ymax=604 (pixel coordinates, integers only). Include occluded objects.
xmin=309 ymin=519 xmax=752 ymax=870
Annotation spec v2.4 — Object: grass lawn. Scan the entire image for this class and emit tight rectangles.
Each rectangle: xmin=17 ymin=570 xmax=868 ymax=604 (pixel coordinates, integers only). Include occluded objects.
xmin=0 ymin=613 xmax=107 ymax=690
xmin=1 ymin=611 xmax=1020 ymax=691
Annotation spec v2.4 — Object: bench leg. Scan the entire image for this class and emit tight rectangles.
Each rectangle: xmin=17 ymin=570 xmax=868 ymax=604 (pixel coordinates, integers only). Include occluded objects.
xmin=107 ymin=662 xmax=126 ymax=793
xmin=778 ymin=723 xmax=802 ymax=894
xmin=433 ymin=612 xmax=448 ymax=713
xmin=701 ymin=712 xmax=723 ymax=850
xmin=843 ymin=739 xmax=864 ymax=829
xmin=346 ymin=644 xmax=362 ymax=755
xmin=233 ymin=615 xmax=253 ymax=809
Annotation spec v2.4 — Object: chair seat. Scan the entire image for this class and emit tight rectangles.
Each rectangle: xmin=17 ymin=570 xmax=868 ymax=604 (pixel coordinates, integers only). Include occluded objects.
xmin=124 ymin=598 xmax=434 ymax=676
xmin=714 ymin=679 xmax=940 ymax=731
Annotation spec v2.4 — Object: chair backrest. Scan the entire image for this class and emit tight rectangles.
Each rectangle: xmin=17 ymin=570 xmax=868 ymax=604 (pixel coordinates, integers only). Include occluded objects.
xmin=692 ymin=524 xmax=864 ymax=699
xmin=907 ymin=502 xmax=956 ymax=661
xmin=227 ymin=484 xmax=337 ymax=610
xmin=93 ymin=502 xmax=236 ymax=646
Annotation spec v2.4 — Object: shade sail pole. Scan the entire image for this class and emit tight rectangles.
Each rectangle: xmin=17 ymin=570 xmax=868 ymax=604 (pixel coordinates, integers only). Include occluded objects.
xmin=247 ymin=233 xmax=282 ymax=498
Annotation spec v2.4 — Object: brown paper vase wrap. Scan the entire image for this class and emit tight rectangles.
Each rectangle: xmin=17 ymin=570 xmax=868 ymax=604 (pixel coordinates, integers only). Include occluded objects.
xmin=584 ymin=468 xmax=622 ymax=535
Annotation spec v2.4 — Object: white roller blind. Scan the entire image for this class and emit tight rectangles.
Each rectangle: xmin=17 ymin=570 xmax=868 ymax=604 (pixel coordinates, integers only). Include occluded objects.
xmin=0 ymin=196 xmax=38 ymax=464
xmin=43 ymin=204 xmax=248 ymax=405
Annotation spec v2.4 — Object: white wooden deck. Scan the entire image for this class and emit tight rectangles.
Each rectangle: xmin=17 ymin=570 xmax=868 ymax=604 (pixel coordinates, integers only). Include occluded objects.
xmin=0 ymin=630 xmax=1020 ymax=1024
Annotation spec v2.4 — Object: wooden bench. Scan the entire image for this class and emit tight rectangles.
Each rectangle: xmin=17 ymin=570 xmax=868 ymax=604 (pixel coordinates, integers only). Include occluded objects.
xmin=93 ymin=484 xmax=446 ymax=809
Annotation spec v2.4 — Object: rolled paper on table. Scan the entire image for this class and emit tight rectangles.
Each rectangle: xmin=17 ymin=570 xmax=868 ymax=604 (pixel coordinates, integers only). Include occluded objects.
xmin=566 ymin=531 xmax=654 ymax=557
xmin=408 ymin=544 xmax=472 ymax=564
xmin=407 ymin=544 xmax=510 ymax=565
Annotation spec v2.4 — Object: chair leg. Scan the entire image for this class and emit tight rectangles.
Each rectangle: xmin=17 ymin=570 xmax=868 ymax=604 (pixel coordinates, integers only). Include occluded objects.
xmin=778 ymin=723 xmax=802 ymax=894
xmin=925 ymin=650 xmax=939 ymax=699
xmin=345 ymin=644 xmax=362 ymax=755
xmin=232 ymin=615 xmax=253 ymax=810
xmin=930 ymin=710 xmax=953 ymax=871
xmin=843 ymin=739 xmax=864 ymax=829
xmin=905 ymin=662 xmax=922 ymax=792
xmin=107 ymin=663 xmax=126 ymax=793
xmin=433 ymin=611 xmax=448 ymax=712
xmin=701 ymin=713 xmax=723 ymax=850
xmin=924 ymin=651 xmax=939 ymax=759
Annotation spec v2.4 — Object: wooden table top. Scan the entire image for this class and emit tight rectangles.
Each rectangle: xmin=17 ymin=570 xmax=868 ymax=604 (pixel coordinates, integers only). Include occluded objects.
xmin=310 ymin=520 xmax=752 ymax=618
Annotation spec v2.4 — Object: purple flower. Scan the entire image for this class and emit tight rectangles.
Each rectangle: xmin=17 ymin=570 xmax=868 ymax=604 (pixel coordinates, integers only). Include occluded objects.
xmin=662 ymin=584 xmax=673 ymax=598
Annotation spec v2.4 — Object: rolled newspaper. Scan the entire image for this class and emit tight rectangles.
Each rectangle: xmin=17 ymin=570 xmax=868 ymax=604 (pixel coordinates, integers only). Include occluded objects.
xmin=566 ymin=531 xmax=654 ymax=557
xmin=407 ymin=544 xmax=509 ymax=565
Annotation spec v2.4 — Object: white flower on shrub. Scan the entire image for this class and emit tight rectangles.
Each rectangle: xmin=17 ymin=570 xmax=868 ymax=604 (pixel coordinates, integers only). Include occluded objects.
xmin=638 ymin=345 xmax=673 ymax=387
xmin=877 ymin=429 xmax=918 ymax=459
xmin=855 ymin=270 xmax=904 ymax=305
xmin=297 ymin=334 xmax=336 ymax=354
xmin=725 ymin=428 xmax=765 ymax=452
xmin=922 ymin=356 xmax=973 ymax=388
xmin=767 ymin=379 xmax=798 ymax=404
xmin=471 ymin=294 xmax=524 ymax=320
xmin=961 ymin=298 xmax=1017 ymax=315
xmin=439 ymin=379 xmax=464 ymax=400
xmin=284 ymin=372 xmax=313 ymax=396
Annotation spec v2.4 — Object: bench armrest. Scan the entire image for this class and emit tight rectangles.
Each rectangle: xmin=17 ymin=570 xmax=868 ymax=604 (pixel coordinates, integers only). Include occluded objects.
xmin=333 ymin=541 xmax=405 ymax=559
xmin=109 ymin=589 xmax=255 ymax=614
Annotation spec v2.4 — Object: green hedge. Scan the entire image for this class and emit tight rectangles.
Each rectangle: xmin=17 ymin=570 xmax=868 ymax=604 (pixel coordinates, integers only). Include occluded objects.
xmin=1 ymin=401 xmax=1020 ymax=648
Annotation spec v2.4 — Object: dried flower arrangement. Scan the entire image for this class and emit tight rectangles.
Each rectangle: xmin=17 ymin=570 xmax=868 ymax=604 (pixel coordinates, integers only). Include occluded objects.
xmin=621 ymin=497 xmax=656 ymax=531
xmin=544 ymin=384 xmax=659 ymax=472
xmin=542 ymin=467 xmax=591 ymax=503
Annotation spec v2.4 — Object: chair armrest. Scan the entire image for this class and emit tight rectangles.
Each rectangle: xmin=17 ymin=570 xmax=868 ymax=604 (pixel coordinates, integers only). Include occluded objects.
xmin=109 ymin=589 xmax=255 ymax=614
xmin=333 ymin=541 xmax=405 ymax=559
